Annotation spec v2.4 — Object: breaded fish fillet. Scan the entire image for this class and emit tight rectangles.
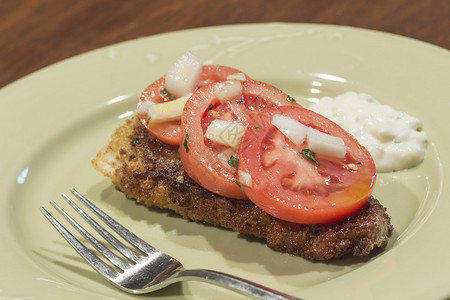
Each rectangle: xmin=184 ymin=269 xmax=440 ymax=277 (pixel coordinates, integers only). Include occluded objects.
xmin=92 ymin=116 xmax=393 ymax=260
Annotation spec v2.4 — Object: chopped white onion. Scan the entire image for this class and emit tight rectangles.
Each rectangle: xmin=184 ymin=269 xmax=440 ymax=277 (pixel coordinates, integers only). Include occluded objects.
xmin=238 ymin=170 xmax=252 ymax=187
xmin=147 ymin=93 xmax=192 ymax=123
xmin=226 ymin=73 xmax=247 ymax=81
xmin=271 ymin=114 xmax=308 ymax=146
xmin=214 ymin=80 xmax=242 ymax=102
xmin=307 ymin=128 xmax=346 ymax=158
xmin=165 ymin=51 xmax=203 ymax=98
xmin=204 ymin=119 xmax=245 ymax=150
xmin=136 ymin=100 xmax=154 ymax=115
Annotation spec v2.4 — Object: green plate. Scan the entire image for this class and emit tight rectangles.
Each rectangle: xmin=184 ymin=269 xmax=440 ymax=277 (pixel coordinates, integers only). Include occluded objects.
xmin=1 ymin=23 xmax=449 ymax=300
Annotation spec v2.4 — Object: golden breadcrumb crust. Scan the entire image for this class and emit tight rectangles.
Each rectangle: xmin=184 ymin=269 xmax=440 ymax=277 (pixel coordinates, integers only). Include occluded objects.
xmin=92 ymin=116 xmax=393 ymax=260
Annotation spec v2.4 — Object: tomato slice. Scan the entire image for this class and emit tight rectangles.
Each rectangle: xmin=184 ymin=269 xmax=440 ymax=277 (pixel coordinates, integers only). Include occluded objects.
xmin=137 ymin=65 xmax=248 ymax=145
xmin=180 ymin=79 xmax=299 ymax=199
xmin=238 ymin=105 xmax=376 ymax=224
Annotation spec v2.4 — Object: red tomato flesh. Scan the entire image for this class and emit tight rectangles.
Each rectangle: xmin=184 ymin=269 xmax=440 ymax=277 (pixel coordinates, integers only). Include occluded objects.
xmin=238 ymin=105 xmax=376 ymax=224
xmin=137 ymin=65 xmax=249 ymax=145
xmin=180 ymin=79 xmax=298 ymax=199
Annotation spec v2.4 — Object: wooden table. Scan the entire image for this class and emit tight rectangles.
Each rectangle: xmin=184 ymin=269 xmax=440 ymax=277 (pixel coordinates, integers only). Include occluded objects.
xmin=1 ymin=0 xmax=449 ymax=88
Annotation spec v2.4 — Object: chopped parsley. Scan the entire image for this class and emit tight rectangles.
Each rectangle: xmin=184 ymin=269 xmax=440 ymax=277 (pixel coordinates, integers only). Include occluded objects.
xmin=238 ymin=99 xmax=244 ymax=104
xmin=131 ymin=137 xmax=141 ymax=146
xmin=147 ymin=116 xmax=151 ymax=125
xmin=300 ymin=149 xmax=320 ymax=166
xmin=233 ymin=180 xmax=245 ymax=194
xmin=208 ymin=104 xmax=214 ymax=110
xmin=183 ymin=134 xmax=189 ymax=154
xmin=254 ymin=126 xmax=262 ymax=130
xmin=227 ymin=156 xmax=239 ymax=169
xmin=160 ymin=88 xmax=176 ymax=100
xmin=287 ymin=95 xmax=296 ymax=102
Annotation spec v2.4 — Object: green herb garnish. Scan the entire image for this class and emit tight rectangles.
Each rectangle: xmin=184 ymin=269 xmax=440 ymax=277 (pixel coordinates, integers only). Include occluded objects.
xmin=254 ymin=126 xmax=262 ymax=130
xmin=238 ymin=99 xmax=244 ymax=104
xmin=131 ymin=137 xmax=141 ymax=146
xmin=147 ymin=116 xmax=151 ymax=125
xmin=183 ymin=134 xmax=189 ymax=153
xmin=227 ymin=156 xmax=239 ymax=169
xmin=208 ymin=104 xmax=214 ymax=110
xmin=299 ymin=149 xmax=320 ymax=166
xmin=160 ymin=88 xmax=176 ymax=100
xmin=287 ymin=95 xmax=296 ymax=102
xmin=233 ymin=180 xmax=245 ymax=194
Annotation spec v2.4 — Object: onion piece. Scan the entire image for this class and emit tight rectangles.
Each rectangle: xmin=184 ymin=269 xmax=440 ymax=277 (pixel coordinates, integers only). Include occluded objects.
xmin=271 ymin=114 xmax=308 ymax=146
xmin=214 ymin=81 xmax=243 ymax=103
xmin=307 ymin=127 xmax=346 ymax=158
xmin=147 ymin=93 xmax=192 ymax=123
xmin=238 ymin=170 xmax=252 ymax=187
xmin=165 ymin=51 xmax=203 ymax=98
xmin=204 ymin=119 xmax=245 ymax=150
xmin=136 ymin=100 xmax=154 ymax=115
xmin=226 ymin=73 xmax=247 ymax=81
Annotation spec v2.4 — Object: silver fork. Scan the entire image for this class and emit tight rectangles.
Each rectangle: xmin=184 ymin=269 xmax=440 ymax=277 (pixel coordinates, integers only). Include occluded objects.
xmin=40 ymin=189 xmax=300 ymax=300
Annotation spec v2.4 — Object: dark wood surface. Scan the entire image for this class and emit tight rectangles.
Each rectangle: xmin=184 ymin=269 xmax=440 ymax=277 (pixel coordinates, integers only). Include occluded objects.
xmin=1 ymin=0 xmax=449 ymax=88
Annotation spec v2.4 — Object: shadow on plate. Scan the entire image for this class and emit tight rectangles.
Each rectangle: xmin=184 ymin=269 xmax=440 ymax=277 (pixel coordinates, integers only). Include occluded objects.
xmin=83 ymin=181 xmax=394 ymax=285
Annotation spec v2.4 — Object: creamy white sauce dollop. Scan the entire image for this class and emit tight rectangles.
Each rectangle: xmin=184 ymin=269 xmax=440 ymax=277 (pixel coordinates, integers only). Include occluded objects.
xmin=309 ymin=92 xmax=427 ymax=173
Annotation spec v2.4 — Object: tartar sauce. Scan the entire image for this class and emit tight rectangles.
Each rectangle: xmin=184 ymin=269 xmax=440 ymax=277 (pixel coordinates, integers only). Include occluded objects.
xmin=309 ymin=92 xmax=427 ymax=173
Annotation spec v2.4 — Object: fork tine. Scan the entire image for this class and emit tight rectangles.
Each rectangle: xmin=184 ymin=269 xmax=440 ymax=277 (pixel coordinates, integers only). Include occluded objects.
xmin=71 ymin=189 xmax=158 ymax=255
xmin=61 ymin=193 xmax=142 ymax=263
xmin=51 ymin=199 xmax=131 ymax=270
xmin=40 ymin=207 xmax=118 ymax=280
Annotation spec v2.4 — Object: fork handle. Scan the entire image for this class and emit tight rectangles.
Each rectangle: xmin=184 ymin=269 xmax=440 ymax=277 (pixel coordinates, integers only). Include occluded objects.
xmin=176 ymin=269 xmax=301 ymax=300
